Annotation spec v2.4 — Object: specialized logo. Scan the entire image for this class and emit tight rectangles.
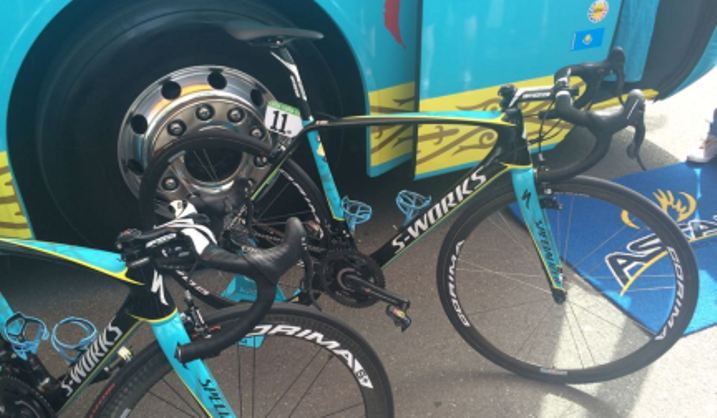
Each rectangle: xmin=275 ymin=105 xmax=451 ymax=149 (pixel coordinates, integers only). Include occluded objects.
xmin=447 ymin=240 xmax=470 ymax=327
xmin=200 ymin=379 xmax=231 ymax=417
xmin=391 ymin=169 xmax=487 ymax=251
xmin=245 ymin=324 xmax=374 ymax=389
xmin=61 ymin=320 xmax=124 ymax=397
xmin=151 ymin=270 xmax=168 ymax=306
xmin=621 ymin=189 xmax=697 ymax=229
xmin=588 ymin=0 xmax=609 ymax=23
xmin=522 ymin=189 xmax=531 ymax=209
xmin=534 ymin=219 xmax=562 ymax=285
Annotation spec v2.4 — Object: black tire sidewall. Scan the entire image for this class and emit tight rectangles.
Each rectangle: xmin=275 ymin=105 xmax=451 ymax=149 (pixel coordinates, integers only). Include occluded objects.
xmin=436 ymin=176 xmax=698 ymax=383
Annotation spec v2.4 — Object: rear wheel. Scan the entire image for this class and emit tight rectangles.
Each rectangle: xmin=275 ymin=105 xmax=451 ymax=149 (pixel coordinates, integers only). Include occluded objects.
xmin=138 ymin=133 xmax=331 ymax=308
xmin=436 ymin=176 xmax=698 ymax=383
xmin=90 ymin=305 xmax=394 ymax=417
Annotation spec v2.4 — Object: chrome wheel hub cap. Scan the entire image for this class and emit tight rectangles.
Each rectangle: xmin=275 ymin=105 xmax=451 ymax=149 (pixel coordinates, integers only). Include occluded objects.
xmin=117 ymin=65 xmax=276 ymax=204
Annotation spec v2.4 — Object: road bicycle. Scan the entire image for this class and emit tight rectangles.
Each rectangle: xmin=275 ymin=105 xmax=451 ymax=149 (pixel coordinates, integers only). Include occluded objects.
xmin=137 ymin=24 xmax=699 ymax=384
xmin=0 ymin=206 xmax=393 ymax=417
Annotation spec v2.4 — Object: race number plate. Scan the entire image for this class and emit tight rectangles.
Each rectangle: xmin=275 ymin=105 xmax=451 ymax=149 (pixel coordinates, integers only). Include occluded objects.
xmin=264 ymin=101 xmax=303 ymax=137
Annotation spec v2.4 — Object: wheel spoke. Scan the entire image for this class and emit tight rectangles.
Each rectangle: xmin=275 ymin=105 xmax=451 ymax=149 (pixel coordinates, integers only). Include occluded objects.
xmin=561 ymin=195 xmax=575 ymax=262
xmin=288 ymin=354 xmax=334 ymax=417
xmin=516 ymin=303 xmax=553 ymax=358
xmin=256 ymin=179 xmax=292 ymax=220
xmin=148 ymin=379 xmax=200 ymax=417
xmin=466 ymin=298 xmax=545 ymax=316
xmin=458 ymin=258 xmax=551 ymax=295
xmin=320 ymin=402 xmax=364 ymax=418
xmin=265 ymin=347 xmax=324 ymax=417
xmin=443 ymin=181 xmax=690 ymax=380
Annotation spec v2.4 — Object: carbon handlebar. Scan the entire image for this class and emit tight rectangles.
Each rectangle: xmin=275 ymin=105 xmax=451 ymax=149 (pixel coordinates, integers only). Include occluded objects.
xmin=528 ymin=49 xmax=646 ymax=180
xmin=554 ymin=47 xmax=626 ymax=109
xmin=174 ymin=217 xmax=305 ymax=363
xmin=541 ymin=83 xmax=646 ymax=180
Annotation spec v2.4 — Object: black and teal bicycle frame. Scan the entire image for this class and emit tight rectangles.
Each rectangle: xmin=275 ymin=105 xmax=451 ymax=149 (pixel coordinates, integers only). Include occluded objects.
xmin=0 ymin=239 xmax=237 ymax=416
xmin=259 ymin=46 xmax=567 ymax=301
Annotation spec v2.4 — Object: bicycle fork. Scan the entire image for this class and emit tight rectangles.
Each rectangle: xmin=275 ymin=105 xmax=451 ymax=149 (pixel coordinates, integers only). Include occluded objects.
xmin=510 ymin=166 xmax=567 ymax=303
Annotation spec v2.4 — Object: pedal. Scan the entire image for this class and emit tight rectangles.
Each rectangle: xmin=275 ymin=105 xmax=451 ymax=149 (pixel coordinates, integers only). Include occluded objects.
xmin=385 ymin=305 xmax=412 ymax=332
xmin=341 ymin=196 xmax=372 ymax=232
xmin=50 ymin=317 xmax=97 ymax=364
xmin=1 ymin=312 xmax=49 ymax=360
xmin=396 ymin=190 xmax=431 ymax=226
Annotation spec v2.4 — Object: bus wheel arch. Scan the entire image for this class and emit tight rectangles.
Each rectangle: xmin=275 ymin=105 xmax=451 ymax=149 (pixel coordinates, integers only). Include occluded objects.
xmin=8 ymin=0 xmax=364 ymax=245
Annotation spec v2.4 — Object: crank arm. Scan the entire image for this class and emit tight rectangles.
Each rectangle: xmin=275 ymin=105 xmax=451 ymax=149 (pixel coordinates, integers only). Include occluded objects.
xmin=343 ymin=275 xmax=410 ymax=310
xmin=342 ymin=275 xmax=412 ymax=331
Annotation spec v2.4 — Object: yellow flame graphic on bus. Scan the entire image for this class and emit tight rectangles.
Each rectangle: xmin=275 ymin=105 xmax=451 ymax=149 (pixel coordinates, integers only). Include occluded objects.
xmin=621 ymin=189 xmax=697 ymax=229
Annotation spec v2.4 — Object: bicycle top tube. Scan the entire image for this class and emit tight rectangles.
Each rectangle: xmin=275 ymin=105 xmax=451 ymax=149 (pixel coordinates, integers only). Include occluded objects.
xmin=296 ymin=110 xmax=517 ymax=139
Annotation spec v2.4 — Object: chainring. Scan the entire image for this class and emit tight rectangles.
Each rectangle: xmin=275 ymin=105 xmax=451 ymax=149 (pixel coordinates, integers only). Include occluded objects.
xmin=319 ymin=250 xmax=385 ymax=308
xmin=0 ymin=376 xmax=55 ymax=418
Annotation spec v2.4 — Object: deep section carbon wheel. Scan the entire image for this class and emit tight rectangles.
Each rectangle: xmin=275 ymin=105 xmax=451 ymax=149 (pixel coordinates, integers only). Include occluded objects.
xmin=89 ymin=305 xmax=394 ymax=417
xmin=436 ymin=176 xmax=698 ymax=383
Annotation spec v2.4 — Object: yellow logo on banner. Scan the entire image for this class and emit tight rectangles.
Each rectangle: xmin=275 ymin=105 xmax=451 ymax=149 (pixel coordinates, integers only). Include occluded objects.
xmin=588 ymin=0 xmax=609 ymax=23
xmin=621 ymin=189 xmax=697 ymax=229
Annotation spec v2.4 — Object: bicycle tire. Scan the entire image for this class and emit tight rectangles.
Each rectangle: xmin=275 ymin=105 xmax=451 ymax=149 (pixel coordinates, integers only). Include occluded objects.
xmin=88 ymin=305 xmax=394 ymax=417
xmin=137 ymin=133 xmax=331 ymax=308
xmin=436 ymin=175 xmax=698 ymax=383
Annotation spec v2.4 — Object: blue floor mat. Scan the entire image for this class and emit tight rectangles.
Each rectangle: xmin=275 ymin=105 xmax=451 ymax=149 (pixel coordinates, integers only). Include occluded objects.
xmin=611 ymin=163 xmax=717 ymax=334
xmin=509 ymin=163 xmax=716 ymax=335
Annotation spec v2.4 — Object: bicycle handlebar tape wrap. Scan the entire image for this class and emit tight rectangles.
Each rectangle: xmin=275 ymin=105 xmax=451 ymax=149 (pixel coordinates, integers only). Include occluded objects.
xmin=174 ymin=218 xmax=305 ymax=363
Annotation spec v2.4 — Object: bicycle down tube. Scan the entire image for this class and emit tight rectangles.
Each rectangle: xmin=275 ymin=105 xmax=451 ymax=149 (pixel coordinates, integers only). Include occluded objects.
xmin=0 ymin=245 xmax=235 ymax=417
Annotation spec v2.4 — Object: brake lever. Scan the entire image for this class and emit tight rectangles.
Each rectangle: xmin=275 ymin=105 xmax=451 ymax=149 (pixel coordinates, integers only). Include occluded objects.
xmin=626 ymin=122 xmax=647 ymax=171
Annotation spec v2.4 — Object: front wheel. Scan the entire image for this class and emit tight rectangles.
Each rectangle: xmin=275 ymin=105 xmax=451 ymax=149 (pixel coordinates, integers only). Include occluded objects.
xmin=436 ymin=176 xmax=698 ymax=383
xmin=90 ymin=305 xmax=394 ymax=417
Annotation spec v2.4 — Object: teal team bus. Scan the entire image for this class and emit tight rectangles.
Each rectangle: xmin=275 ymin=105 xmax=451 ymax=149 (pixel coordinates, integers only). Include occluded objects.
xmin=0 ymin=0 xmax=715 ymax=245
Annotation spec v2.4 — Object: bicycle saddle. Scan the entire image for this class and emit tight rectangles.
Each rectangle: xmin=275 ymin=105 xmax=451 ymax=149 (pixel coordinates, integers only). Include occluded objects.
xmin=224 ymin=22 xmax=323 ymax=47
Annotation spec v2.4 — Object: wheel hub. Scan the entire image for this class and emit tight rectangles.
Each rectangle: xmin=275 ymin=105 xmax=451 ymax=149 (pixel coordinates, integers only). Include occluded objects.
xmin=117 ymin=65 xmax=276 ymax=207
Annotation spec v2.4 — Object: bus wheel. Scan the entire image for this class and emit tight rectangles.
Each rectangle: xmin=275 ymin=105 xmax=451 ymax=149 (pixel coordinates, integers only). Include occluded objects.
xmin=35 ymin=0 xmax=311 ymax=246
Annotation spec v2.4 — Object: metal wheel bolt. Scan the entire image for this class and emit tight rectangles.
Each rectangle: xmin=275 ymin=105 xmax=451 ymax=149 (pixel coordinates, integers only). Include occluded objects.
xmin=228 ymin=107 xmax=245 ymax=123
xmin=162 ymin=177 xmax=179 ymax=191
xmin=167 ymin=120 xmax=186 ymax=136
xmin=251 ymin=126 xmax=263 ymax=138
xmin=196 ymin=104 xmax=214 ymax=121
xmin=254 ymin=156 xmax=268 ymax=167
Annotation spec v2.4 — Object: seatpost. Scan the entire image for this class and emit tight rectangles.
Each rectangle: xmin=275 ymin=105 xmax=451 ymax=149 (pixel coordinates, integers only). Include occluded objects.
xmin=269 ymin=47 xmax=313 ymax=120
xmin=268 ymin=45 xmax=347 ymax=223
